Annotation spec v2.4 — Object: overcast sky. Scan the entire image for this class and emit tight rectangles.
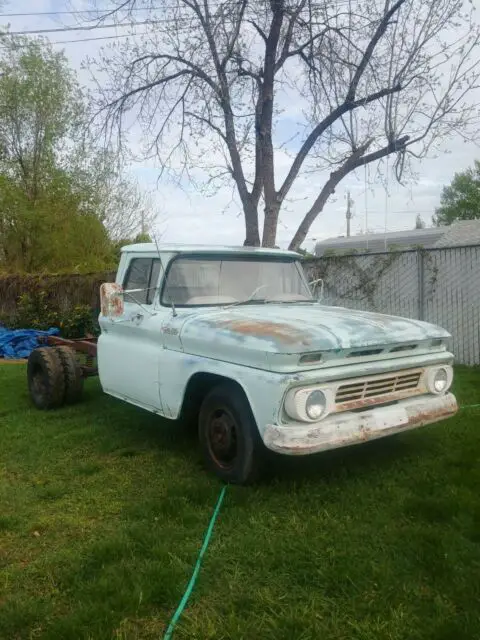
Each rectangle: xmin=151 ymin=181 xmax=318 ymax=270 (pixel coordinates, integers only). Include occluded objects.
xmin=6 ymin=0 xmax=480 ymax=251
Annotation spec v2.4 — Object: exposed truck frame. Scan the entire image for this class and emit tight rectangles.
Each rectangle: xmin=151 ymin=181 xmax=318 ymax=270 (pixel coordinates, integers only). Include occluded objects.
xmin=39 ymin=336 xmax=98 ymax=376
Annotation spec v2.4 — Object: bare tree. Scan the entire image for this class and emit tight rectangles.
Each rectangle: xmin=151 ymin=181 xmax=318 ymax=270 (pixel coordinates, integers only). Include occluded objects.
xmin=81 ymin=150 xmax=157 ymax=241
xmin=91 ymin=0 xmax=480 ymax=250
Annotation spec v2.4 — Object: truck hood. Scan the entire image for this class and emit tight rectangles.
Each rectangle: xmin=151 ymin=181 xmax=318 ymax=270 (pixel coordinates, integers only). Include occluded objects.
xmin=178 ymin=303 xmax=450 ymax=368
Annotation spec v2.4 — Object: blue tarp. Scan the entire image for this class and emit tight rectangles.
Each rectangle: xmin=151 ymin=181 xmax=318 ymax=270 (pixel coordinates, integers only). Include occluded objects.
xmin=0 ymin=326 xmax=60 ymax=359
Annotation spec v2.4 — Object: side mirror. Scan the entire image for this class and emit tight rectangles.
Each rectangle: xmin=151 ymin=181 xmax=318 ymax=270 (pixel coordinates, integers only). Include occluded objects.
xmin=100 ymin=283 xmax=124 ymax=319
xmin=309 ymin=278 xmax=324 ymax=301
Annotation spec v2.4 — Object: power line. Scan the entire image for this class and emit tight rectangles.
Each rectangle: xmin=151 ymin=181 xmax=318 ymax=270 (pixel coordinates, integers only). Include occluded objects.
xmin=50 ymin=33 xmax=143 ymax=46
xmin=0 ymin=1 xmax=414 ymax=47
xmin=0 ymin=24 xmax=200 ymax=47
xmin=0 ymin=7 xmax=161 ymax=17
xmin=0 ymin=0 xmax=351 ymax=18
xmin=0 ymin=2 xmax=236 ymax=19
xmin=0 ymin=32 xmax=151 ymax=48
xmin=0 ymin=20 xmax=166 ymax=37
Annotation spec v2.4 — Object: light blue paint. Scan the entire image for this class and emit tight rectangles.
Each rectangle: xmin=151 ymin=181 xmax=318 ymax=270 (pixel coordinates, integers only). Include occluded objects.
xmin=98 ymin=245 xmax=458 ymax=455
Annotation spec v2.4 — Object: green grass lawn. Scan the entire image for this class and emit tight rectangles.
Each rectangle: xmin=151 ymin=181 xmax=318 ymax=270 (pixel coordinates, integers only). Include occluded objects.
xmin=1 ymin=365 xmax=480 ymax=640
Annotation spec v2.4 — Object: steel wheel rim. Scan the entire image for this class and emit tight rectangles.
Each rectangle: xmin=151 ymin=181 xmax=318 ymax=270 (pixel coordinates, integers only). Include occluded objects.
xmin=206 ymin=407 xmax=238 ymax=469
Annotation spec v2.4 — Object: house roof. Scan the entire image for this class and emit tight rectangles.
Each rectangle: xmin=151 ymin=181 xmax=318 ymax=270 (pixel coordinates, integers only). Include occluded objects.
xmin=434 ymin=220 xmax=480 ymax=247
xmin=314 ymin=220 xmax=480 ymax=256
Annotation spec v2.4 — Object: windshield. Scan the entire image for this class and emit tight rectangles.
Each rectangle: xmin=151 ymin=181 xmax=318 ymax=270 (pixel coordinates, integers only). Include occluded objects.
xmin=161 ymin=256 xmax=313 ymax=306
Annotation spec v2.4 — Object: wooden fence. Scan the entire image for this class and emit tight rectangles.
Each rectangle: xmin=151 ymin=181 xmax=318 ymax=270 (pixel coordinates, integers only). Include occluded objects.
xmin=0 ymin=272 xmax=115 ymax=324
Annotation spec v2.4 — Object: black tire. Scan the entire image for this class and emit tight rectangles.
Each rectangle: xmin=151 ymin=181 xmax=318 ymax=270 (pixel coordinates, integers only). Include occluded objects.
xmin=54 ymin=346 xmax=84 ymax=405
xmin=198 ymin=383 xmax=264 ymax=484
xmin=27 ymin=347 xmax=66 ymax=410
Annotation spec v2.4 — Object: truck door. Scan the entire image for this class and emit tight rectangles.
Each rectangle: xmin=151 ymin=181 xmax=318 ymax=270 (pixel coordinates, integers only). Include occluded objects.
xmin=98 ymin=255 xmax=165 ymax=412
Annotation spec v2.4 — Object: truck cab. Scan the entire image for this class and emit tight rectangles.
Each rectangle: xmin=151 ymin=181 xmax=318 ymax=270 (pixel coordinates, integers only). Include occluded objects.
xmin=96 ymin=243 xmax=457 ymax=484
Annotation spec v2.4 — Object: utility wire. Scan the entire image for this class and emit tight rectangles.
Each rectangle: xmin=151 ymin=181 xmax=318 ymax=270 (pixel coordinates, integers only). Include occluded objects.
xmin=0 ymin=7 xmax=163 ymax=17
xmin=0 ymin=1 xmax=407 ymax=47
xmin=0 ymin=1 xmax=352 ymax=18
xmin=0 ymin=20 xmax=167 ymax=36
xmin=0 ymin=33 xmax=150 ymax=48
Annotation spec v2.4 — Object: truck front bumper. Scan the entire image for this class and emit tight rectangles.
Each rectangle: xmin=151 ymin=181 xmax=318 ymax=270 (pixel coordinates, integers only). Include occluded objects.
xmin=263 ymin=393 xmax=458 ymax=455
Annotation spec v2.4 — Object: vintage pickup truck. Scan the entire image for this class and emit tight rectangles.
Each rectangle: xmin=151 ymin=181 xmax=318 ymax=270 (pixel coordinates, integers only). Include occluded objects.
xmin=27 ymin=244 xmax=458 ymax=483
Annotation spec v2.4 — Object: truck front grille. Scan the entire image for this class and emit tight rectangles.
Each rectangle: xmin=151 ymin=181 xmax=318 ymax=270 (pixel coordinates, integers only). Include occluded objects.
xmin=335 ymin=370 xmax=422 ymax=405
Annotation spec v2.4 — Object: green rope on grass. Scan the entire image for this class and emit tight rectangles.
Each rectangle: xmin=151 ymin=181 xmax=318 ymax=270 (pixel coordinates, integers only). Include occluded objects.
xmin=163 ymin=484 xmax=227 ymax=640
xmin=161 ymin=400 xmax=480 ymax=638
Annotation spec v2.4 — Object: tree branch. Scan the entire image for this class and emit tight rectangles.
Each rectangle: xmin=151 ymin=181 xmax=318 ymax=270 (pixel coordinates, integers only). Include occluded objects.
xmin=248 ymin=19 xmax=268 ymax=43
xmin=274 ymin=1 xmax=307 ymax=72
xmin=278 ymin=83 xmax=402 ymax=202
xmin=101 ymin=70 xmax=193 ymax=114
xmin=128 ymin=53 xmax=221 ymax=96
xmin=346 ymin=0 xmax=407 ymax=101
xmin=183 ymin=0 xmax=254 ymax=229
xmin=288 ymin=135 xmax=409 ymax=251
xmin=185 ymin=110 xmax=227 ymax=142
xmin=220 ymin=0 xmax=248 ymax=70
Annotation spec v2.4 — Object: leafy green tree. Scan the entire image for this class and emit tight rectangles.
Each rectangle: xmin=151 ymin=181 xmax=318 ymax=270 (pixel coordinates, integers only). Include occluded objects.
xmin=0 ymin=37 xmax=83 ymax=201
xmin=0 ymin=170 xmax=114 ymax=272
xmin=0 ymin=36 xmax=153 ymax=272
xmin=434 ymin=161 xmax=480 ymax=226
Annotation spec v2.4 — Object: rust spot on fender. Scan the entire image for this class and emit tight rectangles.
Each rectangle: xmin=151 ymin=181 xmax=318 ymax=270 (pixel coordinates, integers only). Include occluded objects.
xmin=215 ymin=319 xmax=311 ymax=346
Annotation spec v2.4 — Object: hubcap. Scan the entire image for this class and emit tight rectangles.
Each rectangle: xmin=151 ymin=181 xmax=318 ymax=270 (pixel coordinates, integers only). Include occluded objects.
xmin=207 ymin=408 xmax=238 ymax=469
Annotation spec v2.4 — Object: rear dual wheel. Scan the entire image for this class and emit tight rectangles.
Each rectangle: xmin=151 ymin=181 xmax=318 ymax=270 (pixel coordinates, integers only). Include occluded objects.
xmin=27 ymin=346 xmax=83 ymax=410
xmin=28 ymin=350 xmax=262 ymax=484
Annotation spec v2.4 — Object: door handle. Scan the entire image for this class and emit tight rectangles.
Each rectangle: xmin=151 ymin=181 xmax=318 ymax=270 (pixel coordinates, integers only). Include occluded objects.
xmin=130 ymin=313 xmax=144 ymax=324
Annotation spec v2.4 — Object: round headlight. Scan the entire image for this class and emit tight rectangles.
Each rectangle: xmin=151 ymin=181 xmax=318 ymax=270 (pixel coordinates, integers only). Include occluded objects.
xmin=433 ymin=368 xmax=449 ymax=393
xmin=305 ymin=390 xmax=327 ymax=420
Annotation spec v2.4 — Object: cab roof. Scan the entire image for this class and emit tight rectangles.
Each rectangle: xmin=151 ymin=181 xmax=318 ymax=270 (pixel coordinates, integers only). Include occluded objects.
xmin=120 ymin=243 xmax=300 ymax=258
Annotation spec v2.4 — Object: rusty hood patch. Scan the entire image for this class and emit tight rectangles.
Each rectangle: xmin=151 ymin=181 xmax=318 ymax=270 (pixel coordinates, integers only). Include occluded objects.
xmin=214 ymin=319 xmax=312 ymax=346
xmin=178 ymin=303 xmax=451 ymax=366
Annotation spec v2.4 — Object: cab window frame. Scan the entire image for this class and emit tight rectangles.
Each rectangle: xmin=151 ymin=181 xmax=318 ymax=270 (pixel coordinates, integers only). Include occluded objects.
xmin=123 ymin=257 xmax=161 ymax=305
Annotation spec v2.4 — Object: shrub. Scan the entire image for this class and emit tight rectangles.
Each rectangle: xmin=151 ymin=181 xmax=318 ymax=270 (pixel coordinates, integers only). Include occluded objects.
xmin=9 ymin=291 xmax=98 ymax=338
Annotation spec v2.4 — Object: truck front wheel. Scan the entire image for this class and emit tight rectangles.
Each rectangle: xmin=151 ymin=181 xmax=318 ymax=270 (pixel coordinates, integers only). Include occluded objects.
xmin=198 ymin=383 xmax=263 ymax=484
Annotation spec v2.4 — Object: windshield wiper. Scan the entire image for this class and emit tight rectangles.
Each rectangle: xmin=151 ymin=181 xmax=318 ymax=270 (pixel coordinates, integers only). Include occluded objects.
xmin=225 ymin=297 xmax=267 ymax=308
xmin=224 ymin=284 xmax=270 ymax=308
xmin=265 ymin=298 xmax=316 ymax=304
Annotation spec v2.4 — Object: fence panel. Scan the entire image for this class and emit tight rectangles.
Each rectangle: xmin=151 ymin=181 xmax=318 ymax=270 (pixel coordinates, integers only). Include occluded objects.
xmin=423 ymin=247 xmax=480 ymax=366
xmin=305 ymin=246 xmax=480 ymax=366
xmin=304 ymin=252 xmax=420 ymax=318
